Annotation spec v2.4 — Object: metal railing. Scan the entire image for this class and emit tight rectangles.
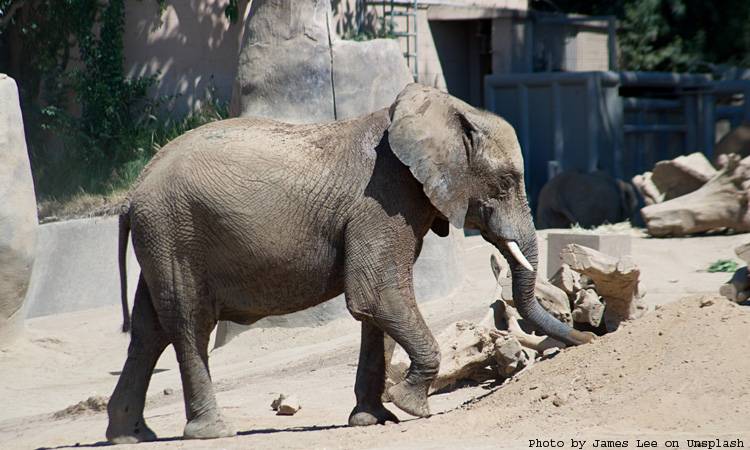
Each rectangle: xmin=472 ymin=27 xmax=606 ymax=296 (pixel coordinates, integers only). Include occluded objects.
xmin=364 ymin=0 xmax=419 ymax=81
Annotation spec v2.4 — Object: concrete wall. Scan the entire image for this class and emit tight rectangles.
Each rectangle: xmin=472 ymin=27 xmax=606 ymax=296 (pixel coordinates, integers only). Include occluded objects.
xmin=24 ymin=217 xmax=139 ymax=319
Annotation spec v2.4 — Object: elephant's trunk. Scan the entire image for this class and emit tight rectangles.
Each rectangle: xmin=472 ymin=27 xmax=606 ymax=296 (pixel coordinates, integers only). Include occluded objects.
xmin=495 ymin=225 xmax=593 ymax=346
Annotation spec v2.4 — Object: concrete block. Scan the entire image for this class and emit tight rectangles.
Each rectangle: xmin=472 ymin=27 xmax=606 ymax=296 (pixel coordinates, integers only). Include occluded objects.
xmin=546 ymin=231 xmax=631 ymax=278
xmin=24 ymin=217 xmax=140 ymax=319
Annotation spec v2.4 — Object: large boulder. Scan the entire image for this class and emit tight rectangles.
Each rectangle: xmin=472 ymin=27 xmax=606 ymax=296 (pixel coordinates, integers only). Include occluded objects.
xmin=230 ymin=0 xmax=335 ymax=123
xmin=230 ymin=0 xmax=414 ymax=123
xmin=0 ymin=74 xmax=37 ymax=348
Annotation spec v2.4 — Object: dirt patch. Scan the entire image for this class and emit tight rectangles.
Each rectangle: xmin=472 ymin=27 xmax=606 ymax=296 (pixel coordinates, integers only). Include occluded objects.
xmin=51 ymin=395 xmax=108 ymax=419
xmin=37 ymin=190 xmax=126 ymax=223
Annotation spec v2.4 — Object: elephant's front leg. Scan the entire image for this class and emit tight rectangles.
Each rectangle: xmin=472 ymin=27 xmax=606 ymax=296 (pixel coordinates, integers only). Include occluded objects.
xmin=345 ymin=234 xmax=441 ymax=420
xmin=349 ymin=321 xmax=400 ymax=426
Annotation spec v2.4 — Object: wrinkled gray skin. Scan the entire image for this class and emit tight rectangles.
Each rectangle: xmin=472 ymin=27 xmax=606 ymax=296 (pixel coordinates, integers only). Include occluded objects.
xmin=106 ymin=84 xmax=592 ymax=444
xmin=536 ymin=170 xmax=638 ymax=229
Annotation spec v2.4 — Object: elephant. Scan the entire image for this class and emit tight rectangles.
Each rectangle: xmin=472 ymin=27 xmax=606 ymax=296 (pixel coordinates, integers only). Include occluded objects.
xmin=106 ymin=83 xmax=593 ymax=444
xmin=535 ymin=170 xmax=638 ymax=229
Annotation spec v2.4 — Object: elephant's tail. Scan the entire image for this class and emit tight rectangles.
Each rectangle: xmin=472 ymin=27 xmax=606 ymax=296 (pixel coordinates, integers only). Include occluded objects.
xmin=119 ymin=210 xmax=131 ymax=333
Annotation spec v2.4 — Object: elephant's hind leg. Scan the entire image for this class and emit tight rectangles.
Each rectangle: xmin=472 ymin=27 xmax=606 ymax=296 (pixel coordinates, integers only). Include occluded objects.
xmin=172 ymin=321 xmax=235 ymax=440
xmin=107 ymin=276 xmax=168 ymax=444
xmin=155 ymin=273 xmax=235 ymax=441
xmin=349 ymin=321 xmax=400 ymax=426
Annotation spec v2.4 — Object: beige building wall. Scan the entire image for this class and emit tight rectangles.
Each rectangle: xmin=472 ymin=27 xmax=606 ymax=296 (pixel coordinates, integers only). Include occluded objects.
xmin=575 ymin=31 xmax=611 ymax=71
xmin=123 ymin=0 xmax=249 ymax=115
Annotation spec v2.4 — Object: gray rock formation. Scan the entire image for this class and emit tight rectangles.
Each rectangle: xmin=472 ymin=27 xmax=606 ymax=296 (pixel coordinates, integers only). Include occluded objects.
xmin=231 ymin=0 xmax=335 ymax=122
xmin=0 ymin=74 xmax=38 ymax=348
xmin=230 ymin=0 xmax=414 ymax=123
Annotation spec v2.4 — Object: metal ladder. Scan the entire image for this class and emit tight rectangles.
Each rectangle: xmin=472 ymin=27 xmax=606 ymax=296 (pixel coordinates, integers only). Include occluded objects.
xmin=368 ymin=0 xmax=419 ymax=81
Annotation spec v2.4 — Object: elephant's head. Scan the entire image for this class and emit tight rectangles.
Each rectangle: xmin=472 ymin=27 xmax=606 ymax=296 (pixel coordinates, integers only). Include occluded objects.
xmin=387 ymin=84 xmax=593 ymax=346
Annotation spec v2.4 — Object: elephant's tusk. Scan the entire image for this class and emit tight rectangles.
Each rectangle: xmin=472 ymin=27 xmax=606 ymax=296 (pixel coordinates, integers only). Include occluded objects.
xmin=507 ymin=241 xmax=534 ymax=272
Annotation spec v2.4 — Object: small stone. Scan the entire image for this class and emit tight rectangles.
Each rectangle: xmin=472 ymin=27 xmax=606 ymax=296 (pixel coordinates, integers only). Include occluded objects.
xmin=542 ymin=347 xmax=561 ymax=359
xmin=541 ymin=393 xmax=549 ymax=400
xmin=272 ymin=394 xmax=301 ymax=416
xmin=552 ymin=393 xmax=567 ymax=407
xmin=163 ymin=388 xmax=174 ymax=396
xmin=700 ymin=298 xmax=714 ymax=308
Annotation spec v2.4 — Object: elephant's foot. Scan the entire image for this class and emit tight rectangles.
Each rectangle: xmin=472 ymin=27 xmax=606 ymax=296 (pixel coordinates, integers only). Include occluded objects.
xmin=387 ymin=380 xmax=431 ymax=418
xmin=348 ymin=403 xmax=400 ymax=426
xmin=106 ymin=418 xmax=158 ymax=444
xmin=183 ymin=412 xmax=236 ymax=440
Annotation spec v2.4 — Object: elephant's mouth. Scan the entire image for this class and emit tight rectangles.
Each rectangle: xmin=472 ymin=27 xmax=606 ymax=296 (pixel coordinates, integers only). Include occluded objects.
xmin=506 ymin=241 xmax=534 ymax=272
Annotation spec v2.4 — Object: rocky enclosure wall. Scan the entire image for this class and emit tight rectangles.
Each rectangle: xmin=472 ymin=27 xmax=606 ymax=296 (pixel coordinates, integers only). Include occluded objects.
xmin=229 ymin=0 xmax=414 ymax=123
xmin=0 ymin=74 xmax=38 ymax=348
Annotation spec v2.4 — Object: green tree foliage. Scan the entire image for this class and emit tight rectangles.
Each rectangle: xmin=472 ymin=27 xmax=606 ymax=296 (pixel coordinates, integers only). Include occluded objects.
xmin=0 ymin=1 xmax=232 ymax=198
xmin=532 ymin=0 xmax=750 ymax=72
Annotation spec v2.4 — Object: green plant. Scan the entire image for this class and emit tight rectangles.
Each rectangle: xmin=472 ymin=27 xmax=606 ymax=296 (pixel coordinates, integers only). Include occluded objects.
xmin=707 ymin=259 xmax=740 ymax=273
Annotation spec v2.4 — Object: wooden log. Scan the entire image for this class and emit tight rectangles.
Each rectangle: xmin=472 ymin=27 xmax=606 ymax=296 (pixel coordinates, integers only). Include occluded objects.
xmin=641 ymin=154 xmax=750 ymax=237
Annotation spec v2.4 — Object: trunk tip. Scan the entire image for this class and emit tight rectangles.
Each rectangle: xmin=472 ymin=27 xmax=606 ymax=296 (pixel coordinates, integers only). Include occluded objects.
xmin=569 ymin=329 xmax=596 ymax=345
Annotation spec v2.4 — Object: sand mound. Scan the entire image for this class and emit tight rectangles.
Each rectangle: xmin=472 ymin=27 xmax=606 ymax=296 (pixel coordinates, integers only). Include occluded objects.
xmin=439 ymin=295 xmax=750 ymax=439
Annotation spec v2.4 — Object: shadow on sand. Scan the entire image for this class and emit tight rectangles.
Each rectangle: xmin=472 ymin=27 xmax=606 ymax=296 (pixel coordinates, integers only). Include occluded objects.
xmin=35 ymin=423 xmax=350 ymax=449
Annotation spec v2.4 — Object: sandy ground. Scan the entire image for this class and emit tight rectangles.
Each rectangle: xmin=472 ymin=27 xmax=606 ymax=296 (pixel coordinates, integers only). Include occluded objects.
xmin=1 ymin=231 xmax=749 ymax=450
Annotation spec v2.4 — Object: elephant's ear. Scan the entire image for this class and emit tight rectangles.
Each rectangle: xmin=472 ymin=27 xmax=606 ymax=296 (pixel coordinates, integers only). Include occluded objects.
xmin=387 ymin=84 xmax=475 ymax=228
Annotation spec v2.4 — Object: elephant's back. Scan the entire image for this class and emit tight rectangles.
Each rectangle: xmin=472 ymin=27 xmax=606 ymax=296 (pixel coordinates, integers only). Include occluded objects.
xmin=133 ymin=111 xmax=389 ymax=193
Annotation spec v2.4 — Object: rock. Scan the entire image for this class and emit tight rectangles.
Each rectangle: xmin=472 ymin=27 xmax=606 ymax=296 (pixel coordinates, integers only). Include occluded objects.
xmin=331 ymin=38 xmax=414 ymax=120
xmin=549 ymin=264 xmax=582 ymax=299
xmin=230 ymin=0 xmax=334 ymax=123
xmin=572 ymin=288 xmax=605 ymax=327
xmin=271 ymin=394 xmax=301 ymax=416
xmin=641 ymin=154 xmax=750 ymax=237
xmin=0 ymin=74 xmax=38 ymax=349
xmin=699 ymin=298 xmax=715 ymax=308
xmin=561 ymin=244 xmax=646 ymax=331
xmin=163 ymin=388 xmax=174 ymax=396
xmin=231 ymin=0 xmax=412 ymax=123
xmin=494 ymin=335 xmax=531 ymax=378
xmin=541 ymin=347 xmax=561 ymax=359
